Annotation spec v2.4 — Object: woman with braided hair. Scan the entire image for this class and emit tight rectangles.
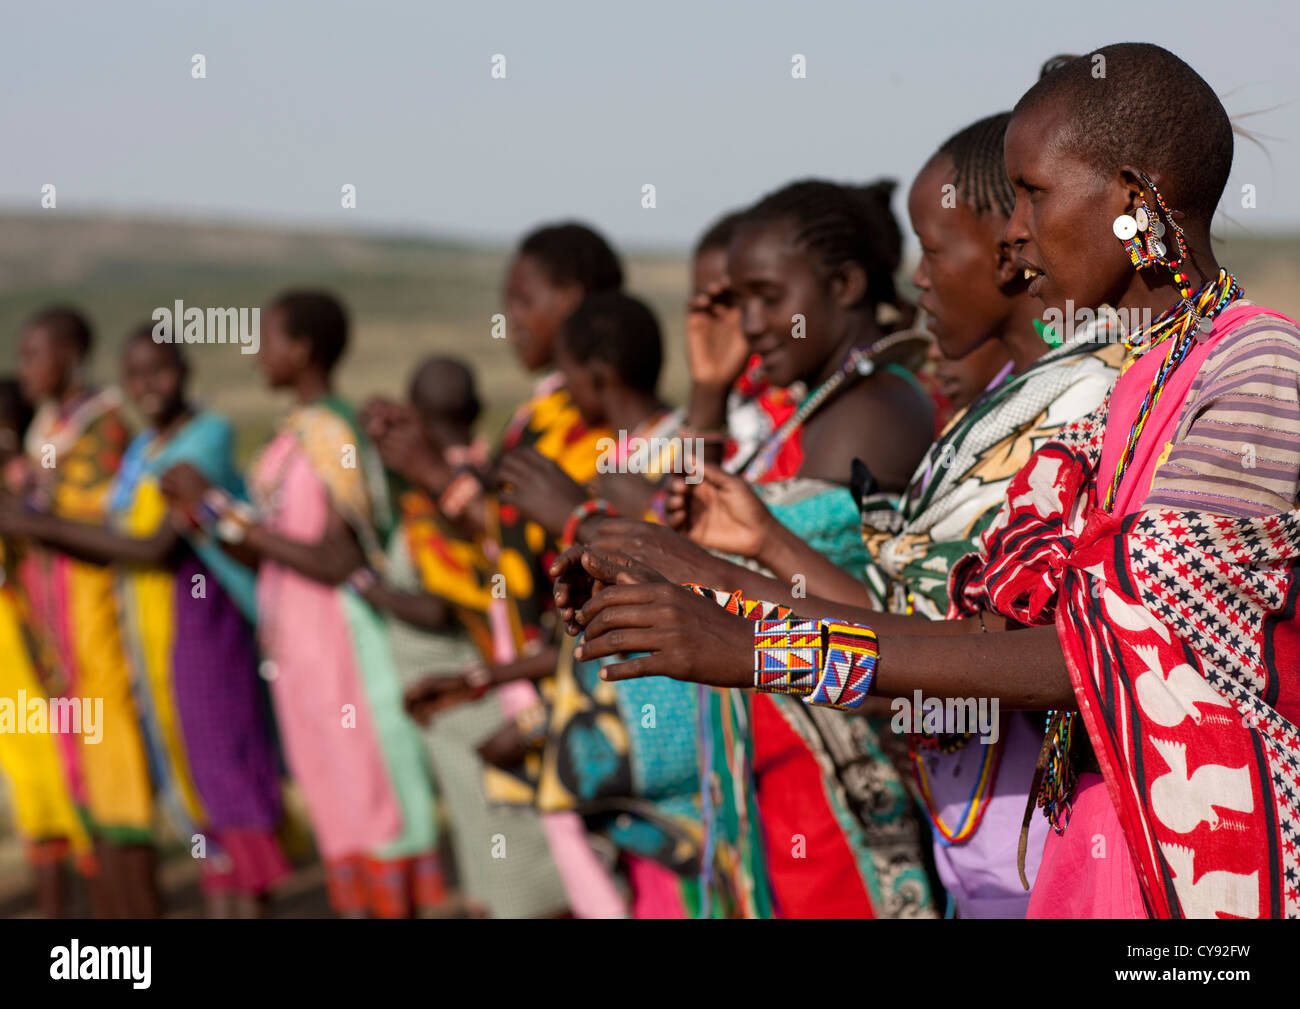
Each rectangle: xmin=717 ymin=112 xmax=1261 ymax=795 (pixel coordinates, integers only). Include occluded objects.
xmin=583 ymin=178 xmax=940 ymax=917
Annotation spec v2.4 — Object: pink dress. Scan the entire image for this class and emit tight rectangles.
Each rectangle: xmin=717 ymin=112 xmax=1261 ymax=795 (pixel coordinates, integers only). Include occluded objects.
xmin=253 ymin=431 xmax=403 ymax=859
xmin=1028 ymin=303 xmax=1294 ymax=918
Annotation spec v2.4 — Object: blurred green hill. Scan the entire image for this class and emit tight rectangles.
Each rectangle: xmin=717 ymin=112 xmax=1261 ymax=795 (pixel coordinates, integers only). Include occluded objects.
xmin=0 ymin=213 xmax=695 ymax=461
xmin=2 ymin=212 xmax=1297 ymax=462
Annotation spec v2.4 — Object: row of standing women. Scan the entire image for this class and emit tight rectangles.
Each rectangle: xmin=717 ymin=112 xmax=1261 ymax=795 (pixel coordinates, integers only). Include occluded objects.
xmin=0 ymin=42 xmax=1295 ymax=919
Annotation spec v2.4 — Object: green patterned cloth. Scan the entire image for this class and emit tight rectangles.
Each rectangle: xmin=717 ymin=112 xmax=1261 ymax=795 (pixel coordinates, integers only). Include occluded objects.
xmin=860 ymin=337 xmax=1124 ymax=618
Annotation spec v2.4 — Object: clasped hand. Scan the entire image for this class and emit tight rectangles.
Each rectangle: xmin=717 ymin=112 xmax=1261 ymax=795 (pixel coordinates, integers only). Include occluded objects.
xmin=549 ymin=545 xmax=752 ymax=687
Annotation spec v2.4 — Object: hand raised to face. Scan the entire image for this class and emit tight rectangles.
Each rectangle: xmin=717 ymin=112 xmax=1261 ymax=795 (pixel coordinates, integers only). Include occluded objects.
xmin=686 ymin=280 xmax=748 ymax=390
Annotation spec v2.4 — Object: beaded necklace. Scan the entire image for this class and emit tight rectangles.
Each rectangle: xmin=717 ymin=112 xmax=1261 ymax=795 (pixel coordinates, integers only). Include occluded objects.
xmin=1036 ymin=268 xmax=1243 ymax=832
xmin=1103 ymin=268 xmax=1242 ymax=511
xmin=740 ymin=330 xmax=922 ymax=482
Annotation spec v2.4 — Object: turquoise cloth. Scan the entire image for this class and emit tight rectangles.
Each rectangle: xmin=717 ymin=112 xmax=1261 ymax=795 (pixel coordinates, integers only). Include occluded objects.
xmin=109 ymin=411 xmax=258 ymax=622
xmin=762 ymin=482 xmax=870 ymax=577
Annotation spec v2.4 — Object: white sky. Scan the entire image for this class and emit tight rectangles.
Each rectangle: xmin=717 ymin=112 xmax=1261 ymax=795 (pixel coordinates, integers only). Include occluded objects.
xmin=2 ymin=0 xmax=1297 ymax=250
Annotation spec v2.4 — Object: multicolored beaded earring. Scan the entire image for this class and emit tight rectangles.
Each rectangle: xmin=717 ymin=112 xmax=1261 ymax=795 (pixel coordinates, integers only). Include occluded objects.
xmin=1112 ymin=173 xmax=1187 ymax=271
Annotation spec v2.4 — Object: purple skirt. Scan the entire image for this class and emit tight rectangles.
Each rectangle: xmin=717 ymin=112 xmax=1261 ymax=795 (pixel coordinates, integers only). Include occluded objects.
xmin=171 ymin=552 xmax=282 ymax=832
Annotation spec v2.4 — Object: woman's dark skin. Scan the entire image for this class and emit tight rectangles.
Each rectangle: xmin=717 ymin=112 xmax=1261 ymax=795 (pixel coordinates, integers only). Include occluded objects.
xmin=600 ymin=217 xmax=942 ymax=616
xmin=413 ymin=340 xmax=676 ymax=725
xmin=909 ymin=153 xmax=1045 ymax=374
xmin=553 ymin=339 xmax=672 ymax=520
xmin=363 ymin=250 xmax=590 ymax=522
xmin=379 ymin=247 xmax=598 ymax=729
xmin=351 ymin=379 xmax=497 ymax=633
xmin=929 ymin=333 xmax=1011 ymax=415
xmin=552 ymin=547 xmax=1069 ymax=709
xmin=358 ymin=396 xmax=565 ymax=721
xmin=611 ymin=151 xmax=1058 ymax=612
xmin=504 ymin=252 xmax=587 ymax=374
xmin=558 ymin=96 xmax=1222 ymax=712
xmin=403 ymin=647 xmax=562 ymax=727
xmin=0 ymin=337 xmax=190 ymax=568
xmin=727 ymin=217 xmax=933 ymax=492
xmin=160 ymin=303 xmax=365 ymax=585
xmin=497 ymin=445 xmax=587 ymax=541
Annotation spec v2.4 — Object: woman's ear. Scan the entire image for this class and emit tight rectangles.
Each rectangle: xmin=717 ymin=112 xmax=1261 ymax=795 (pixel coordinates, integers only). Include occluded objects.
xmin=994 ymin=240 xmax=1024 ymax=289
xmin=1117 ymin=166 xmax=1148 ymax=214
xmin=589 ymin=359 xmax=613 ymax=394
xmin=554 ymin=282 xmax=585 ymax=320
xmin=830 ymin=261 xmax=869 ymax=310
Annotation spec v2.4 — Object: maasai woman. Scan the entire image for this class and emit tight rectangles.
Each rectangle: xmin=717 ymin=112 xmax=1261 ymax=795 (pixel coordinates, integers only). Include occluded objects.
xmin=585 ymin=181 xmax=940 ymax=917
xmin=7 ymin=328 xmax=288 ymax=917
xmin=162 ymin=291 xmax=439 ymax=918
xmin=7 ymin=307 xmax=156 ymax=918
xmin=0 ymin=377 xmax=92 ymax=917
xmin=561 ymin=43 xmax=1300 ymax=920
xmin=383 ymin=225 xmax=628 ymax=916
xmin=360 ymin=356 xmax=569 ymax=918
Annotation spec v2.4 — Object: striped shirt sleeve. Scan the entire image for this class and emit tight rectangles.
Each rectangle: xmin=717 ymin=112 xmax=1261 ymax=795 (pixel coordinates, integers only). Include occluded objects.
xmin=1145 ymin=319 xmax=1300 ymax=518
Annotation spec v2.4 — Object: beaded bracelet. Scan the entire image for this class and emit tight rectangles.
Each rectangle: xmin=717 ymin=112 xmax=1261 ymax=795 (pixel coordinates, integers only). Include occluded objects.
xmin=347 ymin=567 xmax=378 ymax=594
xmin=805 ymin=622 xmax=879 ymax=711
xmin=754 ymin=618 xmax=822 ymax=695
xmin=752 ymin=617 xmax=880 ymax=711
xmin=195 ymin=488 xmax=257 ymax=544
xmin=560 ymin=498 xmax=616 ymax=550
xmin=685 ymin=584 xmax=792 ymax=622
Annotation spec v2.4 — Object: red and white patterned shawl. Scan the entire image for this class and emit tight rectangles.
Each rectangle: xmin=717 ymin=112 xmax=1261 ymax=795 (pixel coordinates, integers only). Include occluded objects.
xmin=951 ymin=403 xmax=1300 ymax=918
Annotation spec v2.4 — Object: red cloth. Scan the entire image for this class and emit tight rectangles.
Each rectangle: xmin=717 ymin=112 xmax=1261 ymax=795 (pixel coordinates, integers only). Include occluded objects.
xmin=751 ymin=695 xmax=876 ymax=918
xmin=955 ymin=307 xmax=1300 ymax=917
xmin=324 ymin=852 xmax=445 ymax=917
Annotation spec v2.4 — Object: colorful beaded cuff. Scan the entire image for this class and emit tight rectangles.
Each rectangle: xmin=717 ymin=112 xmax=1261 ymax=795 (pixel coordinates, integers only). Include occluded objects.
xmin=750 ymin=617 xmax=879 ymax=710
xmin=754 ymin=618 xmax=822 ymax=695
xmin=806 ymin=622 xmax=879 ymax=711
xmin=684 ymin=584 xmax=792 ymax=622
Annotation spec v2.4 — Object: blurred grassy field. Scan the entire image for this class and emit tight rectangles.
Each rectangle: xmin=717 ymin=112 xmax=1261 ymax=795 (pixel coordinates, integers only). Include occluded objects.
xmin=2 ymin=212 xmax=1297 ymax=466
xmin=0 ymin=212 xmax=698 ymax=463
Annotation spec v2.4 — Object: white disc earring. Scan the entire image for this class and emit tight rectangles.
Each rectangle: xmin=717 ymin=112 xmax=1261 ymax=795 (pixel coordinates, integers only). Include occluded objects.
xmin=1113 ymin=214 xmax=1138 ymax=240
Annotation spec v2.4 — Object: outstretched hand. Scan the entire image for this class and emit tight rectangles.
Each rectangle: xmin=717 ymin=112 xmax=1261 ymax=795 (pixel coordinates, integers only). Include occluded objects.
xmin=549 ymin=545 xmax=668 ymax=635
xmin=580 ymin=516 xmax=732 ymax=586
xmin=402 ymin=666 xmax=487 ymax=724
xmin=572 ymin=580 xmax=753 ymax=688
xmin=159 ymin=461 xmax=213 ymax=513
